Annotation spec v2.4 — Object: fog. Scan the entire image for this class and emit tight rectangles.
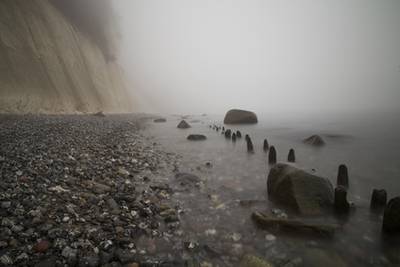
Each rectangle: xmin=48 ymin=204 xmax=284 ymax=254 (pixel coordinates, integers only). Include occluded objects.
xmin=114 ymin=0 xmax=400 ymax=115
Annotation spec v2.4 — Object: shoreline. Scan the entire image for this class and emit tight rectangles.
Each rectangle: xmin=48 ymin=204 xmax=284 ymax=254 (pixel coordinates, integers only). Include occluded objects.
xmin=1 ymin=114 xmax=399 ymax=267
xmin=0 ymin=114 xmax=187 ymax=266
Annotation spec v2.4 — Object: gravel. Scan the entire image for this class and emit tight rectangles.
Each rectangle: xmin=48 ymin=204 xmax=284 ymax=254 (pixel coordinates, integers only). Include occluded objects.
xmin=0 ymin=114 xmax=186 ymax=266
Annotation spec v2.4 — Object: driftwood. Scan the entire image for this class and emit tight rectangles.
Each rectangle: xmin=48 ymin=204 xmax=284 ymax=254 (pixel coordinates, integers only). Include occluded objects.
xmin=251 ymin=211 xmax=339 ymax=237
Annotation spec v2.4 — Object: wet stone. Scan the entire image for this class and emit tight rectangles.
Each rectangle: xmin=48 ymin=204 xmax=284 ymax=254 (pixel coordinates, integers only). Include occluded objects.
xmin=33 ymin=240 xmax=50 ymax=253
xmin=0 ymin=255 xmax=13 ymax=266
xmin=177 ymin=120 xmax=191 ymax=129
xmin=1 ymin=201 xmax=11 ymax=209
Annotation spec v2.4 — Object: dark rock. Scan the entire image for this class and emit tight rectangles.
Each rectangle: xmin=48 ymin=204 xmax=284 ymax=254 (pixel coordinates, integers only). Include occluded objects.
xmin=33 ymin=240 xmax=50 ymax=253
xmin=303 ymin=135 xmax=325 ymax=146
xmin=334 ymin=186 xmax=350 ymax=214
xmin=232 ymin=133 xmax=237 ymax=142
xmin=164 ymin=215 xmax=179 ymax=223
xmin=153 ymin=118 xmax=166 ymax=123
xmin=252 ymin=212 xmax=338 ymax=237
xmin=246 ymin=137 xmax=254 ymax=153
xmin=263 ymin=139 xmax=269 ymax=151
xmin=287 ymin=149 xmax=295 ymax=163
xmin=106 ymin=198 xmax=121 ymax=215
xmin=187 ymin=134 xmax=207 ymax=141
xmin=337 ymin=164 xmax=349 ymax=188
xmin=236 ymin=130 xmax=242 ymax=138
xmin=382 ymin=197 xmax=400 ymax=233
xmin=177 ymin=120 xmax=191 ymax=129
xmin=268 ymin=146 xmax=277 ymax=164
xmin=370 ymin=189 xmax=387 ymax=210
xmin=224 ymin=109 xmax=258 ymax=124
xmin=267 ymin=163 xmax=334 ymax=215
xmin=1 ymin=201 xmax=11 ymax=209
xmin=224 ymin=129 xmax=232 ymax=138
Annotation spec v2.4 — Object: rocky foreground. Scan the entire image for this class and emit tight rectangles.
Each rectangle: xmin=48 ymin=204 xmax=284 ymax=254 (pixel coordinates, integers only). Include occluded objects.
xmin=0 ymin=114 xmax=186 ymax=266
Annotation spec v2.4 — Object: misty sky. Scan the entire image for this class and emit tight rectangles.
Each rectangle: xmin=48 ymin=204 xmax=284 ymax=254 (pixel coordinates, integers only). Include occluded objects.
xmin=114 ymin=0 xmax=400 ymax=115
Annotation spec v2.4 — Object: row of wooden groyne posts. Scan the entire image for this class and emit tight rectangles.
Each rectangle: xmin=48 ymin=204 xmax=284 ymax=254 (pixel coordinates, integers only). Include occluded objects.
xmin=209 ymin=124 xmax=399 ymax=234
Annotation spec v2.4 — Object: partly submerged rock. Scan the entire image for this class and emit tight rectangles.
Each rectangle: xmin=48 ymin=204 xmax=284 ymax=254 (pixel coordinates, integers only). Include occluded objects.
xmin=187 ymin=134 xmax=207 ymax=141
xmin=240 ymin=254 xmax=273 ymax=267
xmin=267 ymin=164 xmax=334 ymax=215
xmin=223 ymin=109 xmax=258 ymax=124
xmin=177 ymin=120 xmax=191 ymax=129
xmin=303 ymin=135 xmax=325 ymax=146
xmin=252 ymin=212 xmax=338 ymax=237
xmin=153 ymin=118 xmax=167 ymax=123
xmin=382 ymin=197 xmax=400 ymax=233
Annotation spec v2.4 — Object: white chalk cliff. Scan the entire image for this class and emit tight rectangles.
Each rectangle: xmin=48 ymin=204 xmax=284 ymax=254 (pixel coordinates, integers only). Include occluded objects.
xmin=0 ymin=0 xmax=134 ymax=113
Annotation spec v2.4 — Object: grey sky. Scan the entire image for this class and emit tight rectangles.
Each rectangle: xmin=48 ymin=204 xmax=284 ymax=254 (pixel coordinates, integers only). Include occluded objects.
xmin=114 ymin=0 xmax=400 ymax=115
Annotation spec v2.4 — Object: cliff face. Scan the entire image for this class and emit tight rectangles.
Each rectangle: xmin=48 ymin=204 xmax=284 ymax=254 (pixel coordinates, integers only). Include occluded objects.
xmin=0 ymin=0 xmax=133 ymax=114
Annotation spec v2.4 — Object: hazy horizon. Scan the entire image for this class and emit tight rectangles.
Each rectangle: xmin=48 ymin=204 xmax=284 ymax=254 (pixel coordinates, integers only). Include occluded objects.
xmin=114 ymin=0 xmax=400 ymax=115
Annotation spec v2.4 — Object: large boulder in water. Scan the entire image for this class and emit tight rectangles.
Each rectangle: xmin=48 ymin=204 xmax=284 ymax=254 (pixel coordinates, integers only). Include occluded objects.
xmin=177 ymin=120 xmax=191 ymax=129
xmin=223 ymin=109 xmax=258 ymax=124
xmin=303 ymin=135 xmax=325 ymax=146
xmin=267 ymin=164 xmax=334 ymax=215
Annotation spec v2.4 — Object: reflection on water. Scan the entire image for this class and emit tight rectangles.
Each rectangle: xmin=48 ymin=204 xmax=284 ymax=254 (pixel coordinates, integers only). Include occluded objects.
xmin=144 ymin=112 xmax=400 ymax=266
